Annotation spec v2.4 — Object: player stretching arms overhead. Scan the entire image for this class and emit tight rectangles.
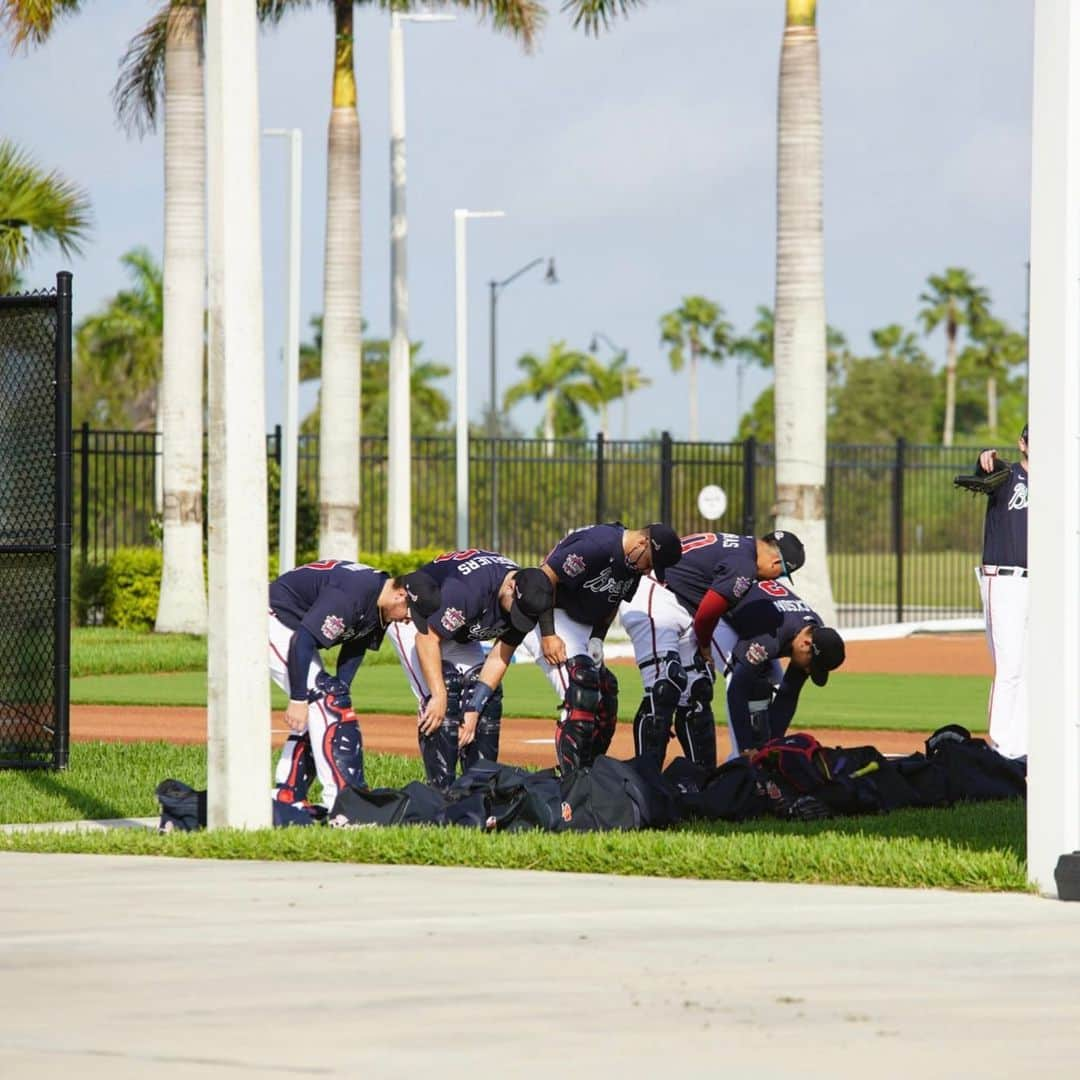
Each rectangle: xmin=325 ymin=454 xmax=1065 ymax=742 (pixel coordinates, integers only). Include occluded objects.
xmin=268 ymin=560 xmax=441 ymax=819
xmin=387 ymin=549 xmax=553 ymax=788
xmin=620 ymin=529 xmax=806 ymax=768
xmin=522 ymin=522 xmax=683 ymax=772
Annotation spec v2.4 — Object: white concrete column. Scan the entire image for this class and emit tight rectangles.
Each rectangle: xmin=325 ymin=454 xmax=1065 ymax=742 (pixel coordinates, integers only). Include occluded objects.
xmin=205 ymin=0 xmax=271 ymax=829
xmin=1027 ymin=0 xmax=1080 ymax=893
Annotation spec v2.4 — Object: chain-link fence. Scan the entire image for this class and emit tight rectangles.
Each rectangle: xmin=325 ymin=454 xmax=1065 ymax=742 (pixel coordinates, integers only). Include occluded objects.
xmin=0 ymin=274 xmax=72 ymax=769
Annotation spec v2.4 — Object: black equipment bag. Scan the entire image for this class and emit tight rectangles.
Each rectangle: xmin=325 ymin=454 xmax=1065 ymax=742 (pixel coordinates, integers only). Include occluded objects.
xmin=329 ymin=786 xmax=410 ymax=827
xmin=156 ymin=779 xmax=207 ymax=833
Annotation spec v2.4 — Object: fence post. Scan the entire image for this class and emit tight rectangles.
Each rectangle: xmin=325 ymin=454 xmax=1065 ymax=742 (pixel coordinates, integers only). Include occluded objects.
xmin=893 ymin=437 xmax=906 ymax=624
xmin=742 ymin=435 xmax=757 ymax=536
xmin=79 ymin=420 xmax=90 ymax=563
xmin=659 ymin=431 xmax=673 ymax=522
xmin=273 ymin=423 xmax=282 ymax=467
xmin=595 ymin=432 xmax=606 ymax=521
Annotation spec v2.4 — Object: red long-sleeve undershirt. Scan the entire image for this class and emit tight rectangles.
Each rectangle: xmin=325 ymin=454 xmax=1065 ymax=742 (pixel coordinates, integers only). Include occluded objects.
xmin=693 ymin=588 xmax=729 ymax=650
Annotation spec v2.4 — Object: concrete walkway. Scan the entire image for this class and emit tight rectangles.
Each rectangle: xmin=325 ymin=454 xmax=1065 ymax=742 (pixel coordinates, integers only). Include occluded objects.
xmin=2 ymin=853 xmax=1079 ymax=1078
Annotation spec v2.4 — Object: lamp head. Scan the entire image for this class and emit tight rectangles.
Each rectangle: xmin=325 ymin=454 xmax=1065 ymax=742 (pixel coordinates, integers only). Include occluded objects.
xmin=544 ymin=258 xmax=558 ymax=285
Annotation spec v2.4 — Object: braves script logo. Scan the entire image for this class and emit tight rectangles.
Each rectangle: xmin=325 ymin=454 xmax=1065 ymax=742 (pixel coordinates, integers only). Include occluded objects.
xmin=321 ymin=614 xmax=346 ymax=640
xmin=1008 ymin=480 xmax=1029 ymax=511
xmin=733 ymin=575 xmax=751 ymax=598
xmin=562 ymin=553 xmax=587 ymax=578
xmin=583 ymin=567 xmax=636 ymax=600
xmin=440 ymin=607 xmax=465 ymax=633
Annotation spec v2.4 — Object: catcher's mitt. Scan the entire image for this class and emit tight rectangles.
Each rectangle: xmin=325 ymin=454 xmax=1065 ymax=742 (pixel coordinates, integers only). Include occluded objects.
xmin=953 ymin=462 xmax=1010 ymax=496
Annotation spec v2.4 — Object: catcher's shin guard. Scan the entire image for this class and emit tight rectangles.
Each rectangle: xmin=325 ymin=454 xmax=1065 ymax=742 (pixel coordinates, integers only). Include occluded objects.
xmin=675 ymin=675 xmax=717 ymax=770
xmin=420 ymin=665 xmax=465 ymax=788
xmin=633 ymin=652 xmax=685 ymax=765
xmin=313 ymin=672 xmax=366 ymax=792
xmin=592 ymin=665 xmax=619 ymax=758
xmin=556 ymin=655 xmax=602 ymax=772
xmin=460 ymin=675 xmax=502 ymax=774
xmin=274 ymin=732 xmax=316 ymax=806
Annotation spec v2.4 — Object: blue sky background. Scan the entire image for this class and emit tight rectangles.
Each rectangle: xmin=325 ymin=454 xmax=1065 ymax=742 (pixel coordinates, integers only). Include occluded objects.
xmin=0 ymin=0 xmax=1033 ymax=440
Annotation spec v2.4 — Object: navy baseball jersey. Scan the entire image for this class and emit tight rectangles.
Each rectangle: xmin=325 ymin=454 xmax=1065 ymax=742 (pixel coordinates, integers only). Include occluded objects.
xmin=269 ymin=560 xmax=388 ymax=651
xmin=981 ymin=461 xmax=1028 ymax=568
xmin=545 ymin=523 xmax=640 ymax=628
xmin=723 ymin=579 xmax=822 ymax=668
xmin=663 ymin=531 xmax=759 ymax=615
xmin=421 ymin=549 xmax=522 ymax=644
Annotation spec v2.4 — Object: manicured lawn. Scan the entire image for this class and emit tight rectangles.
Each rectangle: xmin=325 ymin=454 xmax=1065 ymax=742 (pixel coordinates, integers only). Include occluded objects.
xmin=0 ymin=742 xmax=1028 ymax=892
xmin=71 ymin=664 xmax=989 ymax=734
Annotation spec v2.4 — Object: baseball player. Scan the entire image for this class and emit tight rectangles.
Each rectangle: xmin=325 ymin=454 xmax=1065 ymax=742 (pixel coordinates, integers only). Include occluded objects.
xmin=387 ymin=550 xmax=554 ymax=788
xmin=716 ymin=578 xmax=846 ymax=753
xmin=975 ymin=422 xmax=1029 ymax=759
xmin=268 ymin=560 xmax=441 ymax=816
xmin=521 ymin=521 xmax=683 ymax=772
xmin=620 ymin=529 xmax=806 ymax=768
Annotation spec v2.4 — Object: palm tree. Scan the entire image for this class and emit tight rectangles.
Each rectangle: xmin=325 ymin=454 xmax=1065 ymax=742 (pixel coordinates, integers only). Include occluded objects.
xmin=0 ymin=138 xmax=90 ymax=293
xmin=74 ymin=248 xmax=163 ymax=430
xmin=773 ymin=0 xmax=835 ymax=624
xmin=659 ymin=296 xmax=732 ymax=441
xmin=918 ymin=267 xmax=990 ymax=447
xmin=962 ymin=315 xmax=1026 ymax=438
xmin=582 ymin=351 xmax=649 ymax=439
xmin=114 ymin=1 xmax=216 ymax=633
xmin=503 ymin=340 xmax=593 ymax=452
xmin=0 ymin=0 xmax=81 ymax=46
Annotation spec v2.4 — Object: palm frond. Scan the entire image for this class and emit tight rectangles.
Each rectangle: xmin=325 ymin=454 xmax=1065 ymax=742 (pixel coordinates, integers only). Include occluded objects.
xmin=372 ymin=1 xmax=544 ymax=52
xmin=559 ymin=0 xmax=642 ymax=36
xmin=1 ymin=0 xmax=82 ymax=50
xmin=112 ymin=4 xmax=173 ymax=137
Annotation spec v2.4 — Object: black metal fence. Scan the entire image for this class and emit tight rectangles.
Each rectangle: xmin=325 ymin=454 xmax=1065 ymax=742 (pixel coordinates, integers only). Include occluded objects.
xmin=0 ymin=274 xmax=73 ymax=769
xmin=79 ymin=430 xmax=991 ymax=629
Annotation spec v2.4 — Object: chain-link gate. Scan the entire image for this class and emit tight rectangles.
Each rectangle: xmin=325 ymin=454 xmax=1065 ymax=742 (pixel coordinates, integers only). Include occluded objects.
xmin=0 ymin=272 xmax=72 ymax=769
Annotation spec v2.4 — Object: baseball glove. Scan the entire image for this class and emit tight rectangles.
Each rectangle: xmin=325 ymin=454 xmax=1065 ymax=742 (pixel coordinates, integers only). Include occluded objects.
xmin=953 ymin=462 xmax=1010 ymax=496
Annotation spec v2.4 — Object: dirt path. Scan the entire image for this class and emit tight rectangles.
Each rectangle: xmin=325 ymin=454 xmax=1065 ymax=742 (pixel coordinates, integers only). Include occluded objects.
xmin=69 ymin=634 xmax=989 ymax=767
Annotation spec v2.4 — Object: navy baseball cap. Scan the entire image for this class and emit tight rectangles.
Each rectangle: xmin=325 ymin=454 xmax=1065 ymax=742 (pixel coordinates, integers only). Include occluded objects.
xmin=401 ymin=571 xmax=440 ymax=632
xmin=809 ymin=626 xmax=845 ymax=686
xmin=647 ymin=523 xmax=682 ymax=581
xmin=508 ymin=568 xmax=553 ymax=634
xmin=762 ymin=530 xmax=806 ymax=576
xmin=1021 ymin=423 xmax=1029 ymax=445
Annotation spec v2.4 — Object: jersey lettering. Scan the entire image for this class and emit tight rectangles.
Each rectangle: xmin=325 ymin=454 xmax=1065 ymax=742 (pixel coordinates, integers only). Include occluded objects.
xmin=435 ymin=549 xmax=479 ymax=562
xmin=758 ymin=580 xmax=789 ymax=598
xmin=302 ymin=559 xmax=339 ymax=571
xmin=680 ymin=532 xmax=717 ymax=554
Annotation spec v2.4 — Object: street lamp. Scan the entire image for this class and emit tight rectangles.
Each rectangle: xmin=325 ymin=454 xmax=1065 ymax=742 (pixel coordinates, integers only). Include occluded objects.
xmin=488 ymin=256 xmax=557 ymax=550
xmin=454 ymin=208 xmax=504 ymax=550
xmin=589 ymin=330 xmax=630 ymax=440
xmin=263 ymin=127 xmax=302 ymax=573
xmin=388 ymin=10 xmax=455 ymax=552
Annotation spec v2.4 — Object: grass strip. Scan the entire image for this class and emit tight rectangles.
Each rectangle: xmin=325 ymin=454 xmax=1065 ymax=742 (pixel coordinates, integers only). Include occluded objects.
xmin=0 ymin=742 xmax=1028 ymax=892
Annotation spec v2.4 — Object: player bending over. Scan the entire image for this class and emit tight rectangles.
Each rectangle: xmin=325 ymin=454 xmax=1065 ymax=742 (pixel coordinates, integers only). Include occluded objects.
xmin=268 ymin=560 xmax=441 ymax=819
xmin=717 ymin=579 xmax=845 ymax=755
xmin=621 ymin=529 xmax=806 ymax=768
xmin=387 ymin=550 xmax=553 ymax=788
xmin=522 ymin=521 xmax=683 ymax=772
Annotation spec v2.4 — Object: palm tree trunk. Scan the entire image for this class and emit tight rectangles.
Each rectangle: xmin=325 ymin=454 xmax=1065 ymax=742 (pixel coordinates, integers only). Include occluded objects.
xmin=155 ymin=3 xmax=208 ymax=634
xmin=943 ymin=327 xmax=957 ymax=446
xmin=773 ymin=0 xmax=836 ymax=625
xmin=318 ymin=0 xmax=361 ymax=559
xmin=688 ymin=345 xmax=699 ymax=441
xmin=987 ymin=374 xmax=998 ymax=436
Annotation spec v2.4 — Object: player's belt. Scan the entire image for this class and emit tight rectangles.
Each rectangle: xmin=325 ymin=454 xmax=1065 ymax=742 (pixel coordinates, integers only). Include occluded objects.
xmin=981 ymin=565 xmax=1028 ymax=577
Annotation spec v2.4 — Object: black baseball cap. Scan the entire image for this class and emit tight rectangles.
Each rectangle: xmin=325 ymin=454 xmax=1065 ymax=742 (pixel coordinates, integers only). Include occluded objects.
xmin=809 ymin=626 xmax=845 ymax=687
xmin=1021 ymin=423 xmax=1029 ymax=445
xmin=647 ymin=523 xmax=682 ymax=581
xmin=401 ymin=570 xmax=441 ymax=632
xmin=508 ymin=568 xmax=553 ymax=634
xmin=763 ymin=530 xmax=806 ymax=576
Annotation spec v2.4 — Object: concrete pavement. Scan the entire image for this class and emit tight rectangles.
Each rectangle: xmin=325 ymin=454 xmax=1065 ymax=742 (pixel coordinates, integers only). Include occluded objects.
xmin=2 ymin=853 xmax=1079 ymax=1078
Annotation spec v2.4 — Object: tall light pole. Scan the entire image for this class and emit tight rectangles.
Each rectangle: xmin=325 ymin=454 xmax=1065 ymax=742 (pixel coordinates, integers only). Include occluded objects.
xmin=454 ymin=208 xmax=504 ymax=550
xmin=263 ymin=127 xmax=302 ymax=574
xmin=589 ymin=330 xmax=630 ymax=439
xmin=388 ymin=11 xmax=454 ymax=552
xmin=488 ymin=256 xmax=557 ymax=548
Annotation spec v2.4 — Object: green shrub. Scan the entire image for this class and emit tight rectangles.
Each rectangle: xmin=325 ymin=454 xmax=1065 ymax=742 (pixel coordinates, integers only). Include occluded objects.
xmin=103 ymin=548 xmax=163 ymax=630
xmin=74 ymin=561 xmax=109 ymax=627
xmin=356 ymin=548 xmax=445 ymax=578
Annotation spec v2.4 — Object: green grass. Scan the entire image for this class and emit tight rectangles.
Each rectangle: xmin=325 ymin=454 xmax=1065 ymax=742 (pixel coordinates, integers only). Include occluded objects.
xmin=0 ymin=742 xmax=1028 ymax=892
xmin=828 ymin=551 xmax=980 ymax=609
xmin=70 ymin=664 xmax=989 ymax=734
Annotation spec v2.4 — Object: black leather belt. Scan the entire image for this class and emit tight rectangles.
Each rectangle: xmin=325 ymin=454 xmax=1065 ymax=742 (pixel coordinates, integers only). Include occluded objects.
xmin=982 ymin=565 xmax=1028 ymax=578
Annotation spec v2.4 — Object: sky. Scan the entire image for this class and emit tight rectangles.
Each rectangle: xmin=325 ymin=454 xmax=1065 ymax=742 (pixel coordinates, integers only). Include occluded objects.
xmin=0 ymin=0 xmax=1034 ymax=441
